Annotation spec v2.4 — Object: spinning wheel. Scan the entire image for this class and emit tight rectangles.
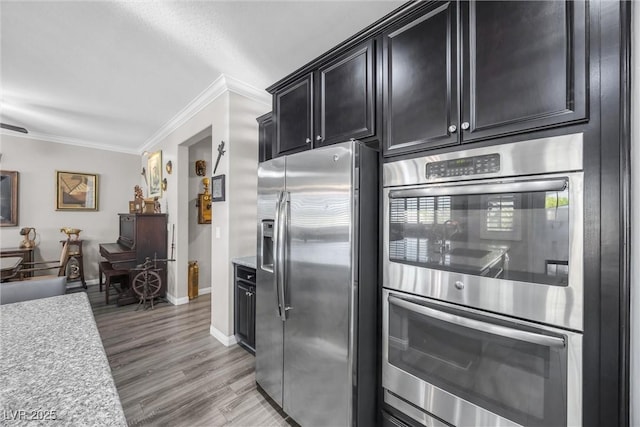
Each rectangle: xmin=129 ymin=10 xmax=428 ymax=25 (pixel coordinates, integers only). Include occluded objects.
xmin=131 ymin=258 xmax=163 ymax=310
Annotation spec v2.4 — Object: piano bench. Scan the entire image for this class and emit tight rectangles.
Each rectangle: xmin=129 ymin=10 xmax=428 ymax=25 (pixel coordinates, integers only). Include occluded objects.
xmin=99 ymin=261 xmax=129 ymax=305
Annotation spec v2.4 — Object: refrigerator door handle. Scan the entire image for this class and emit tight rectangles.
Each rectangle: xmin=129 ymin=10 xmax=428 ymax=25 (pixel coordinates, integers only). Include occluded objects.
xmin=273 ymin=191 xmax=283 ymax=318
xmin=278 ymin=191 xmax=291 ymax=321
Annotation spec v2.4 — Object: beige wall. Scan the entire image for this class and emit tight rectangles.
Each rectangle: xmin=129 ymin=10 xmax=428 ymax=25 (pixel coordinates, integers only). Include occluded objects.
xmin=0 ymin=134 xmax=139 ymax=282
xmin=188 ymin=136 xmax=212 ymax=291
xmin=141 ymin=88 xmax=268 ymax=342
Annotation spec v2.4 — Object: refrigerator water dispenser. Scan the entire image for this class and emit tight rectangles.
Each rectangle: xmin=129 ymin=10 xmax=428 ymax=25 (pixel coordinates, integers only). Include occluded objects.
xmin=261 ymin=220 xmax=274 ymax=272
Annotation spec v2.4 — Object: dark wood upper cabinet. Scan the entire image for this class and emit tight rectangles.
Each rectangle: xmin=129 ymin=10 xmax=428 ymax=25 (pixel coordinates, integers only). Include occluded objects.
xmin=381 ymin=0 xmax=588 ymax=157
xmin=316 ymin=40 xmax=375 ymax=147
xmin=274 ymin=73 xmax=313 ymax=157
xmin=461 ymin=0 xmax=588 ymax=142
xmin=383 ymin=2 xmax=459 ymax=156
xmin=257 ymin=112 xmax=273 ymax=162
xmin=270 ymin=41 xmax=378 ymax=157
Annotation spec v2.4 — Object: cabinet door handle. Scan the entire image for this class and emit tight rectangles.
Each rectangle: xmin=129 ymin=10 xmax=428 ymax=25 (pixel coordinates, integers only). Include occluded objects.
xmin=245 ymin=291 xmax=250 ymax=296
xmin=305 ymin=138 xmax=311 ymax=144
xmin=247 ymin=274 xmax=254 ymax=280
xmin=448 ymin=125 xmax=457 ymax=133
xmin=316 ymin=135 xmax=322 ymax=141
xmin=461 ymin=122 xmax=470 ymax=130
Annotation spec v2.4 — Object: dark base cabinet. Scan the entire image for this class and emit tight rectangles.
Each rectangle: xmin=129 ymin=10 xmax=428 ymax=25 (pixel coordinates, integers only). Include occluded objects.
xmin=234 ymin=264 xmax=256 ymax=354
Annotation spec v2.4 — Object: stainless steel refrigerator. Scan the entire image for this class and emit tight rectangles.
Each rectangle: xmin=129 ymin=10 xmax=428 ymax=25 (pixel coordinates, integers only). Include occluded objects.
xmin=256 ymin=140 xmax=378 ymax=426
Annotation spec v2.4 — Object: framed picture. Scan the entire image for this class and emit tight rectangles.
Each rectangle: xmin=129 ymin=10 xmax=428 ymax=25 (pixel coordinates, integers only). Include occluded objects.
xmin=211 ymin=174 xmax=225 ymax=202
xmin=0 ymin=170 xmax=18 ymax=226
xmin=147 ymin=150 xmax=163 ymax=198
xmin=56 ymin=171 xmax=98 ymax=211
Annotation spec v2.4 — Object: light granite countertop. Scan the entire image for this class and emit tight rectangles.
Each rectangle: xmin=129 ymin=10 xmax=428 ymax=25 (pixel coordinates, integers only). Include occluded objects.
xmin=231 ymin=255 xmax=256 ymax=270
xmin=0 ymin=293 xmax=127 ymax=426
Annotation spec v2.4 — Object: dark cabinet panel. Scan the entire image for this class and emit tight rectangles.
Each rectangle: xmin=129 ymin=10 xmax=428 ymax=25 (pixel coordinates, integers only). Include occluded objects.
xmin=274 ymin=74 xmax=313 ymax=156
xmin=383 ymin=2 xmax=458 ymax=156
xmin=461 ymin=0 xmax=587 ymax=142
xmin=317 ymin=40 xmax=375 ymax=147
xmin=234 ymin=264 xmax=256 ymax=354
xmin=236 ymin=281 xmax=251 ymax=343
xmin=257 ymin=112 xmax=273 ymax=162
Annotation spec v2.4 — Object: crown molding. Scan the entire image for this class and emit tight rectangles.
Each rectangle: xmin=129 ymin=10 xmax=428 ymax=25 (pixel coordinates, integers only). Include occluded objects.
xmin=138 ymin=74 xmax=271 ymax=154
xmin=0 ymin=129 xmax=140 ymax=155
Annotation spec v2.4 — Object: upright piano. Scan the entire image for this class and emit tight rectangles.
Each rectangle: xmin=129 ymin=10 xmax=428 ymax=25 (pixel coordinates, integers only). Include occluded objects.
xmin=99 ymin=213 xmax=168 ymax=304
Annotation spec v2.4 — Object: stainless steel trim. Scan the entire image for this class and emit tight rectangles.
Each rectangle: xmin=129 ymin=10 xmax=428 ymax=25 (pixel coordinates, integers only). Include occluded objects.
xmin=383 ymin=132 xmax=583 ymax=187
xmin=348 ymin=141 xmax=357 ymax=427
xmin=388 ymin=295 xmax=566 ymax=348
xmin=382 ymin=289 xmax=583 ymax=427
xmin=383 ymin=390 xmax=450 ymax=427
xmin=273 ymin=191 xmax=283 ymax=317
xmin=383 ymin=171 xmax=584 ymax=331
xmin=278 ymin=191 xmax=290 ymax=321
xmin=389 ymin=178 xmax=567 ymax=198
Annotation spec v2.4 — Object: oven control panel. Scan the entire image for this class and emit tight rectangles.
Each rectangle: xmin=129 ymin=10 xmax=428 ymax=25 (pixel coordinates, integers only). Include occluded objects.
xmin=426 ymin=153 xmax=500 ymax=179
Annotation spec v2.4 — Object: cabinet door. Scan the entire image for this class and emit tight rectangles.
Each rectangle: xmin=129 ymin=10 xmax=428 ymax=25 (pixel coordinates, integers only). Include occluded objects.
xmin=274 ymin=74 xmax=313 ymax=157
xmin=461 ymin=0 xmax=587 ymax=142
xmin=383 ymin=2 xmax=458 ymax=157
xmin=316 ymin=39 xmax=375 ymax=147
xmin=235 ymin=281 xmax=251 ymax=343
xmin=257 ymin=112 xmax=273 ymax=162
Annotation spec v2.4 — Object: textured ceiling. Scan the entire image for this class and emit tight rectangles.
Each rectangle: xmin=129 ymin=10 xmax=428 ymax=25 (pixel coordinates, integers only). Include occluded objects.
xmin=0 ymin=1 xmax=404 ymax=153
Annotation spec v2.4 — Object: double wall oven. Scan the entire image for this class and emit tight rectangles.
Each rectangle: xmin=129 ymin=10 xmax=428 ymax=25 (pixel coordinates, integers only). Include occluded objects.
xmin=382 ymin=134 xmax=584 ymax=427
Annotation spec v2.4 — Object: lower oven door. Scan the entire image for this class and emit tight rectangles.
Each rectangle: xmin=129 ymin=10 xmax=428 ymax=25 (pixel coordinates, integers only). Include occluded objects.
xmin=382 ymin=289 xmax=582 ymax=427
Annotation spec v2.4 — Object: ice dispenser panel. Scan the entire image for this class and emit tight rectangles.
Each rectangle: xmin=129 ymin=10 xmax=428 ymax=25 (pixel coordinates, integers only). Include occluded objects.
xmin=261 ymin=220 xmax=274 ymax=272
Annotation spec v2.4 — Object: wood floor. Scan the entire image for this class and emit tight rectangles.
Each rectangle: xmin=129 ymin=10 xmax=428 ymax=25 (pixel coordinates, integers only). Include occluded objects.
xmin=84 ymin=286 xmax=290 ymax=426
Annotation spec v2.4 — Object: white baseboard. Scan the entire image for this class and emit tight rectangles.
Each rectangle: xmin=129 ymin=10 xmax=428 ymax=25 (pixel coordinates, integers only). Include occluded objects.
xmin=166 ymin=288 xmax=211 ymax=305
xmin=210 ymin=324 xmax=237 ymax=347
xmin=166 ymin=293 xmax=189 ymax=306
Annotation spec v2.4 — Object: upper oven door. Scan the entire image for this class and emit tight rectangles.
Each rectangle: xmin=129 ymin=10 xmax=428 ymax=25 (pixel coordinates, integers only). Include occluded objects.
xmin=383 ymin=171 xmax=583 ymax=331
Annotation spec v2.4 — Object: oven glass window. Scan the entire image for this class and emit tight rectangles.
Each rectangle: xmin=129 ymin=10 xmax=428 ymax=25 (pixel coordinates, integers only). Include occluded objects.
xmin=388 ymin=188 xmax=570 ymax=285
xmin=388 ymin=298 xmax=567 ymax=426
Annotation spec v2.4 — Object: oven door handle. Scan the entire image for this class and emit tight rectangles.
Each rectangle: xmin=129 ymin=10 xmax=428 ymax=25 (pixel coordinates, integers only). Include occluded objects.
xmin=388 ymin=178 xmax=567 ymax=198
xmin=388 ymin=295 xmax=566 ymax=348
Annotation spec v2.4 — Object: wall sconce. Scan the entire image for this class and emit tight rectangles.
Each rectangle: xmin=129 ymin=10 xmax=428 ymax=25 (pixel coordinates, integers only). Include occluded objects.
xmin=161 ymin=178 xmax=168 ymax=191
xmin=166 ymin=161 xmax=173 ymax=174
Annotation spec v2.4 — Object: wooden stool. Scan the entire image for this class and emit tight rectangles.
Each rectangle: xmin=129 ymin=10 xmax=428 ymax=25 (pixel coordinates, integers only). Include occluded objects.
xmin=99 ymin=261 xmax=129 ymax=304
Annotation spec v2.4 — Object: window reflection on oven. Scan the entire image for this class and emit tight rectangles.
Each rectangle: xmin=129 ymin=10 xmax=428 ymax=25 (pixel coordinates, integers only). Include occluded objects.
xmin=388 ymin=189 xmax=570 ymax=286
xmin=388 ymin=300 xmax=568 ymax=426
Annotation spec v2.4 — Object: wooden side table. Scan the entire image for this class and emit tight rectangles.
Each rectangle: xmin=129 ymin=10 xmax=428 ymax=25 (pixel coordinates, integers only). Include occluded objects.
xmin=0 ymin=247 xmax=34 ymax=279
xmin=61 ymin=240 xmax=86 ymax=288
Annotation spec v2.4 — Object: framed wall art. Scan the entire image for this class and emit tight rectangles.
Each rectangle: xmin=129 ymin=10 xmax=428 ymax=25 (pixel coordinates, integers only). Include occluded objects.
xmin=147 ymin=150 xmax=163 ymax=198
xmin=211 ymin=174 xmax=225 ymax=202
xmin=0 ymin=170 xmax=18 ymax=226
xmin=56 ymin=171 xmax=98 ymax=211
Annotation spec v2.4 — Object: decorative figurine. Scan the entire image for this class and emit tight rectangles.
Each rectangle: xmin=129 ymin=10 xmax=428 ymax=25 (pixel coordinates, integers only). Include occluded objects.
xmin=60 ymin=227 xmax=82 ymax=240
xmin=19 ymin=227 xmax=37 ymax=248
xmin=134 ymin=185 xmax=144 ymax=200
